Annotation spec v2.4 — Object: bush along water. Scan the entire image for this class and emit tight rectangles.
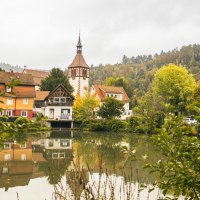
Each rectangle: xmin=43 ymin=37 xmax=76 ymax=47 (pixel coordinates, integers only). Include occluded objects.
xmin=0 ymin=113 xmax=51 ymax=141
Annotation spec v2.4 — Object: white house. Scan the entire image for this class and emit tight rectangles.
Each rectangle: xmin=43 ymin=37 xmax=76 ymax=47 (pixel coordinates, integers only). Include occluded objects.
xmin=34 ymin=84 xmax=74 ymax=121
xmin=91 ymin=85 xmax=132 ymax=120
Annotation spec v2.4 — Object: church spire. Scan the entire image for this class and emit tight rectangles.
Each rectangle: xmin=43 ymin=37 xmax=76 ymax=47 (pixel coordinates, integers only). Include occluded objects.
xmin=77 ymin=32 xmax=82 ymax=53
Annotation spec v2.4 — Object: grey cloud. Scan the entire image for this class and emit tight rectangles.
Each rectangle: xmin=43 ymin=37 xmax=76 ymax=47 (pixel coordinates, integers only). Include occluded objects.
xmin=0 ymin=0 xmax=200 ymax=69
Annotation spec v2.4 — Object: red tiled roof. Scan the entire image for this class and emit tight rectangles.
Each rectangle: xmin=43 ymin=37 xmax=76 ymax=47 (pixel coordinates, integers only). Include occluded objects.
xmin=68 ymin=53 xmax=89 ymax=68
xmin=12 ymin=86 xmax=36 ymax=98
xmin=93 ymin=85 xmax=129 ymax=102
xmin=25 ymin=69 xmax=49 ymax=85
xmin=35 ymin=91 xmax=50 ymax=101
xmin=0 ymin=71 xmax=35 ymax=85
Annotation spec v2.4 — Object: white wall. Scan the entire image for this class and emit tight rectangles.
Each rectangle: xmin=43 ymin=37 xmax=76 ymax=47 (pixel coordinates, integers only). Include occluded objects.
xmin=44 ymin=106 xmax=73 ymax=120
xmin=69 ymin=76 xmax=89 ymax=97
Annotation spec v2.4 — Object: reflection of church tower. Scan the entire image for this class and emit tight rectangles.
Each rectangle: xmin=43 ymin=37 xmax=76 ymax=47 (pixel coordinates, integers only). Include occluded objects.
xmin=67 ymin=169 xmax=89 ymax=200
xmin=67 ymin=34 xmax=90 ymax=97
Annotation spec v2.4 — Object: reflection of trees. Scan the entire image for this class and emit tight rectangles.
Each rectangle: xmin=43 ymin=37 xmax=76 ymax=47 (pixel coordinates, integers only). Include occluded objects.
xmin=73 ymin=132 xmax=162 ymax=184
xmin=37 ymin=150 xmax=73 ymax=184
xmin=73 ymin=132 xmax=126 ymax=170
xmin=122 ymin=135 xmax=162 ymax=184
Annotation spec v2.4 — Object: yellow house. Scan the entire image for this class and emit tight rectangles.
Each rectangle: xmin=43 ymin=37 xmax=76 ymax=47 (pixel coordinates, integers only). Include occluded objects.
xmin=0 ymin=71 xmax=36 ymax=118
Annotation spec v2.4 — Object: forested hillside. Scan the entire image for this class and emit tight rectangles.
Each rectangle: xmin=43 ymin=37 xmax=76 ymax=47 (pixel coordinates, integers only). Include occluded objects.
xmin=0 ymin=62 xmax=23 ymax=72
xmin=90 ymin=44 xmax=200 ymax=107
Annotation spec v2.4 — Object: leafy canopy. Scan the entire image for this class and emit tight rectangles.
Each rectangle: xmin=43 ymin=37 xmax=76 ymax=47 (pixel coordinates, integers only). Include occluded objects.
xmin=152 ymin=64 xmax=197 ymax=114
xmin=40 ymin=68 xmax=73 ymax=93
xmin=73 ymin=92 xmax=99 ymax=122
xmin=97 ymin=97 xmax=125 ymax=119
xmin=146 ymin=117 xmax=200 ymax=199
xmin=105 ymin=76 xmax=132 ymax=98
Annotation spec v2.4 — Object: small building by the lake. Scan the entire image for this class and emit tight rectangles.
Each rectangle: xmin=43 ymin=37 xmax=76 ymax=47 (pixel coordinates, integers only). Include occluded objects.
xmin=34 ymin=84 xmax=74 ymax=121
xmin=91 ymin=85 xmax=132 ymax=119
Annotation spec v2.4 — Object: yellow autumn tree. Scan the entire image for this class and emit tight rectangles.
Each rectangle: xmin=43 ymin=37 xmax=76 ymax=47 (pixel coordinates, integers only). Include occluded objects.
xmin=73 ymin=92 xmax=99 ymax=122
xmin=152 ymin=64 xmax=197 ymax=115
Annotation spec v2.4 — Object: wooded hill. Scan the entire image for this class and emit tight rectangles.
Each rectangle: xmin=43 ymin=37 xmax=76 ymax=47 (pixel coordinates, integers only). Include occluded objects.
xmin=90 ymin=44 xmax=200 ymax=107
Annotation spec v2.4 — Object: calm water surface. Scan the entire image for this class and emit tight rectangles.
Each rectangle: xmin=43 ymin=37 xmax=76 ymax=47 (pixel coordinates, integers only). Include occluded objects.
xmin=0 ymin=131 xmax=169 ymax=200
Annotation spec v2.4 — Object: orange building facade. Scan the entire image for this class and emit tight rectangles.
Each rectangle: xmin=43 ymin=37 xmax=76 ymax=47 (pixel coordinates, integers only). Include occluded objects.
xmin=0 ymin=140 xmax=32 ymax=162
xmin=0 ymin=71 xmax=36 ymax=119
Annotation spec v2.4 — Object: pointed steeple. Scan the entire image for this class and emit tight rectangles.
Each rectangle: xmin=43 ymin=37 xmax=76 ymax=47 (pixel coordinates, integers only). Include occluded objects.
xmin=77 ymin=32 xmax=82 ymax=53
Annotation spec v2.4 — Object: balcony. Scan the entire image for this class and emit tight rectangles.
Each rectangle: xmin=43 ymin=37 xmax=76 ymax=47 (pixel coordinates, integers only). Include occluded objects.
xmin=58 ymin=114 xmax=72 ymax=120
xmin=46 ymin=102 xmax=73 ymax=107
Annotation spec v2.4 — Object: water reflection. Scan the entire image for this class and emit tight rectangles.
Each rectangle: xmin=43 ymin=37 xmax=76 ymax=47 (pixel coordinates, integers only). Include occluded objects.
xmin=0 ymin=131 xmax=163 ymax=199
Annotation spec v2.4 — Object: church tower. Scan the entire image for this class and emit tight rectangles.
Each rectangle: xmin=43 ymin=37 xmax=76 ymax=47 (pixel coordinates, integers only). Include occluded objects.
xmin=67 ymin=34 xmax=90 ymax=97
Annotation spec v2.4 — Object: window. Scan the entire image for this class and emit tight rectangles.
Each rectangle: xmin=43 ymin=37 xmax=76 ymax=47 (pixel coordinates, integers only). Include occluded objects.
xmin=52 ymin=153 xmax=59 ymax=158
xmin=61 ymin=109 xmax=70 ymax=115
xmin=71 ymin=69 xmax=76 ymax=79
xmin=54 ymin=97 xmax=59 ymax=103
xmin=6 ymin=86 xmax=11 ymax=93
xmin=20 ymin=143 xmax=26 ymax=148
xmin=4 ymin=154 xmax=11 ymax=161
xmin=52 ymin=153 xmax=65 ymax=158
xmin=21 ymin=110 xmax=27 ymax=117
xmin=48 ymin=139 xmax=54 ymax=147
xmin=7 ymin=97 xmax=13 ymax=105
xmin=83 ymin=69 xmax=87 ymax=79
xmin=60 ymin=97 xmax=66 ymax=103
xmin=23 ymin=98 xmax=28 ymax=104
xmin=4 ymin=143 xmax=11 ymax=149
xmin=59 ymin=153 xmax=65 ymax=158
xmin=60 ymin=139 xmax=70 ymax=147
xmin=2 ymin=167 xmax=8 ymax=174
xmin=21 ymin=154 xmax=26 ymax=160
xmin=6 ymin=110 xmax=12 ymax=116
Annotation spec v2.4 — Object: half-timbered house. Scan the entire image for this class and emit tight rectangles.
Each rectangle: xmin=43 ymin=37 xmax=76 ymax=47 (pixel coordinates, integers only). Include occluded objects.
xmin=42 ymin=84 xmax=74 ymax=120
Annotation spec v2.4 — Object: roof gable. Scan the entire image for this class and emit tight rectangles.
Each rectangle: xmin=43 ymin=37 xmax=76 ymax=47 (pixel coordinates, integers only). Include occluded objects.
xmin=93 ymin=85 xmax=129 ymax=102
xmin=45 ymin=84 xmax=74 ymax=100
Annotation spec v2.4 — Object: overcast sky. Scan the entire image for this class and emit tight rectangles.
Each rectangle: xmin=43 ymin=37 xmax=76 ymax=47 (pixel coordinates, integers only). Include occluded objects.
xmin=0 ymin=0 xmax=200 ymax=70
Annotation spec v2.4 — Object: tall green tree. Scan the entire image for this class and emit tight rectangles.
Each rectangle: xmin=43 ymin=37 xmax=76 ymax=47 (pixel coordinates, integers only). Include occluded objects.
xmin=152 ymin=64 xmax=197 ymax=115
xmin=132 ymin=90 xmax=165 ymax=133
xmin=97 ymin=97 xmax=124 ymax=119
xmin=40 ymin=68 xmax=73 ymax=93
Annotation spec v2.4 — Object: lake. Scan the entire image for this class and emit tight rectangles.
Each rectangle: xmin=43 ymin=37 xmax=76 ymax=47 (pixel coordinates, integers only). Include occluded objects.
xmin=0 ymin=131 xmax=179 ymax=200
